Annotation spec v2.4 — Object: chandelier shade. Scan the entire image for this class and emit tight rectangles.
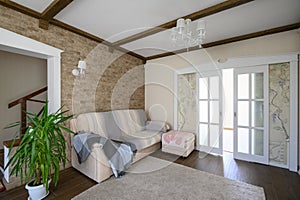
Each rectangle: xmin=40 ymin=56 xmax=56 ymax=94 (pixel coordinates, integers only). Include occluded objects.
xmin=171 ymin=18 xmax=206 ymax=50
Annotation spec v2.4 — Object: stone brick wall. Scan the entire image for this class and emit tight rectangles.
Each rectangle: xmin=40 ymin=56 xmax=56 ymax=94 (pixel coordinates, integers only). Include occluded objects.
xmin=0 ymin=6 xmax=144 ymax=162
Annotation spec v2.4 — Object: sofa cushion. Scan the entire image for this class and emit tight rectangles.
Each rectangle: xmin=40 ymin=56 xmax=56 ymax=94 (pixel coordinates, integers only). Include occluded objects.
xmin=145 ymin=120 xmax=167 ymax=132
xmin=131 ymin=109 xmax=147 ymax=129
xmin=76 ymin=112 xmax=122 ymax=138
xmin=111 ymin=109 xmax=147 ymax=134
xmin=101 ymin=112 xmax=123 ymax=140
xmin=76 ymin=112 xmax=106 ymax=137
xmin=121 ymin=130 xmax=162 ymax=150
xmin=75 ymin=109 xmax=160 ymax=150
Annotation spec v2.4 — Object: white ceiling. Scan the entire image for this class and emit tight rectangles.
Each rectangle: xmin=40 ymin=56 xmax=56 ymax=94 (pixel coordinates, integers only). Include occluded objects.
xmin=11 ymin=0 xmax=54 ymax=12
xmin=8 ymin=0 xmax=300 ymax=58
xmin=55 ymin=0 xmax=226 ymax=42
xmin=122 ymin=0 xmax=300 ymax=57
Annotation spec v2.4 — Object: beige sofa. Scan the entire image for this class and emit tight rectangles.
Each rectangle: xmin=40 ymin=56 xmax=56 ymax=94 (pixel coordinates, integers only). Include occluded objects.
xmin=70 ymin=109 xmax=163 ymax=183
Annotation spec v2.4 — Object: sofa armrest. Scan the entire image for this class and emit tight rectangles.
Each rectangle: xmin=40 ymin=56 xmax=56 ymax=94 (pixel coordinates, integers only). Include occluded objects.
xmin=71 ymin=141 xmax=112 ymax=183
xmin=70 ymin=118 xmax=78 ymax=133
xmin=145 ymin=120 xmax=170 ymax=133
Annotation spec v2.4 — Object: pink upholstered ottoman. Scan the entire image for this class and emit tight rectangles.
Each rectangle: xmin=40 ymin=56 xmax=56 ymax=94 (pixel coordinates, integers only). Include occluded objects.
xmin=162 ymin=130 xmax=195 ymax=157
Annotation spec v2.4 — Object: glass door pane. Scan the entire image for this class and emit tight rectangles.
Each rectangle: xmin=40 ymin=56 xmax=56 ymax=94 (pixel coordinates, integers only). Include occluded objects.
xmin=238 ymin=74 xmax=249 ymax=99
xmin=210 ymin=125 xmax=220 ymax=148
xmin=199 ymin=78 xmax=208 ymax=99
xmin=251 ymin=73 xmax=264 ymax=99
xmin=237 ymin=101 xmax=249 ymax=126
xmin=237 ymin=128 xmax=249 ymax=154
xmin=210 ymin=76 xmax=219 ymax=99
xmin=198 ymin=72 xmax=222 ymax=155
xmin=210 ymin=101 xmax=219 ymax=124
xmin=251 ymin=129 xmax=264 ymax=156
xmin=251 ymin=101 xmax=264 ymax=127
xmin=199 ymin=101 xmax=208 ymax=123
xmin=199 ymin=124 xmax=208 ymax=146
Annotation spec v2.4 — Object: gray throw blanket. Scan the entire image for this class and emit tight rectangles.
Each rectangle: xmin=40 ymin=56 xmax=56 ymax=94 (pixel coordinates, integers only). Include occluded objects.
xmin=73 ymin=131 xmax=136 ymax=177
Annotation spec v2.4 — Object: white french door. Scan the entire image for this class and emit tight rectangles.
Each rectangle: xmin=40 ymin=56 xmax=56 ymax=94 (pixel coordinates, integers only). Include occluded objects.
xmin=233 ymin=66 xmax=269 ymax=164
xmin=197 ymin=71 xmax=223 ymax=155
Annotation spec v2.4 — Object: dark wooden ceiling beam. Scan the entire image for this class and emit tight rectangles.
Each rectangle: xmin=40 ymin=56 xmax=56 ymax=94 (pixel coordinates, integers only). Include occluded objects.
xmin=112 ymin=0 xmax=254 ymax=46
xmin=50 ymin=19 xmax=146 ymax=61
xmin=50 ymin=19 xmax=108 ymax=44
xmin=39 ymin=0 xmax=74 ymax=29
xmin=146 ymin=22 xmax=300 ymax=60
xmin=203 ymin=22 xmax=300 ymax=48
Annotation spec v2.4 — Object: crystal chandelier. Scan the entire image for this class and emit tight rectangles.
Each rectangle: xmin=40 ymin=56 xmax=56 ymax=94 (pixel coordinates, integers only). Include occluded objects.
xmin=171 ymin=18 xmax=206 ymax=50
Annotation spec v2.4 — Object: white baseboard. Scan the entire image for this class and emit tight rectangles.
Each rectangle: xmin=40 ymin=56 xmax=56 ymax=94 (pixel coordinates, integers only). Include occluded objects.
xmin=269 ymin=161 xmax=288 ymax=169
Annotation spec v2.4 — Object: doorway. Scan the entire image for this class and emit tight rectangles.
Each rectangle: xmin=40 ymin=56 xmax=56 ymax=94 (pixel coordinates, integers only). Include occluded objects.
xmin=177 ymin=54 xmax=298 ymax=171
xmin=0 ymin=27 xmax=62 ymax=114
xmin=198 ymin=66 xmax=269 ymax=165
xmin=222 ymin=69 xmax=234 ymax=153
xmin=0 ymin=27 xmax=63 ymax=183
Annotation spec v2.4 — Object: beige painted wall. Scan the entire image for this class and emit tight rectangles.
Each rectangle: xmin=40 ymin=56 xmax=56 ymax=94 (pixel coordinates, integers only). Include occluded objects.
xmin=145 ymin=30 xmax=300 ymax=164
xmin=0 ymin=50 xmax=47 ymax=149
xmin=145 ymin=64 xmax=174 ymax=124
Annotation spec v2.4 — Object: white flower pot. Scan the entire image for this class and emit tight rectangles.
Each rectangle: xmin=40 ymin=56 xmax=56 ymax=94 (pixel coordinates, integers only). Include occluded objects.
xmin=25 ymin=179 xmax=50 ymax=200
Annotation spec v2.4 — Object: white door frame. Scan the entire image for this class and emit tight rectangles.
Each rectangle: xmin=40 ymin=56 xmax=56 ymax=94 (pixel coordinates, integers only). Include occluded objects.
xmin=233 ymin=65 xmax=269 ymax=164
xmin=0 ymin=27 xmax=63 ymax=182
xmin=288 ymin=60 xmax=298 ymax=172
xmin=0 ymin=27 xmax=62 ymax=114
xmin=174 ymin=52 xmax=298 ymax=172
xmin=196 ymin=71 xmax=223 ymax=155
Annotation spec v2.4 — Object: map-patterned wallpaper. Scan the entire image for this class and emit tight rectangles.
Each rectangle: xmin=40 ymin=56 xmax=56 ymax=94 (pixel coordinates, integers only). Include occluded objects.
xmin=177 ymin=73 xmax=197 ymax=134
xmin=269 ymin=62 xmax=290 ymax=166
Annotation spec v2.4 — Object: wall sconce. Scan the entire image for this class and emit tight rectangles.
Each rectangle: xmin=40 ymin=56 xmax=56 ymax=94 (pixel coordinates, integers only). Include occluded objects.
xmin=72 ymin=60 xmax=87 ymax=77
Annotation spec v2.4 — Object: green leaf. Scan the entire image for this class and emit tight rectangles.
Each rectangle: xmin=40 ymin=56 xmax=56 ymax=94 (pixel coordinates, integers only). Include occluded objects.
xmin=4 ymin=101 xmax=73 ymax=191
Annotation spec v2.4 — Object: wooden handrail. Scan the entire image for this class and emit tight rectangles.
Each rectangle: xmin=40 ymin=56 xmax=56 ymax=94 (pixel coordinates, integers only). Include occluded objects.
xmin=7 ymin=86 xmax=47 ymax=134
xmin=37 ymin=106 xmax=44 ymax=117
xmin=8 ymin=87 xmax=47 ymax=108
xmin=3 ymin=139 xmax=21 ymax=148
xmin=27 ymin=99 xmax=47 ymax=104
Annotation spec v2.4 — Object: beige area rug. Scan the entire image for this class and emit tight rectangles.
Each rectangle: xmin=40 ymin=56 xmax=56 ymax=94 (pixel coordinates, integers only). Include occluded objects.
xmin=72 ymin=156 xmax=265 ymax=200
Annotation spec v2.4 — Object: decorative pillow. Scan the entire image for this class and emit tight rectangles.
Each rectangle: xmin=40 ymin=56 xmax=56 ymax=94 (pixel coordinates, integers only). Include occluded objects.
xmin=145 ymin=120 xmax=168 ymax=132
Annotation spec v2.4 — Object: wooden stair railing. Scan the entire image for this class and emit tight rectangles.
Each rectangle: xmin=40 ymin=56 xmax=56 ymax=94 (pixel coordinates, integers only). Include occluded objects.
xmin=7 ymin=86 xmax=47 ymax=136
xmin=3 ymin=87 xmax=47 ymax=185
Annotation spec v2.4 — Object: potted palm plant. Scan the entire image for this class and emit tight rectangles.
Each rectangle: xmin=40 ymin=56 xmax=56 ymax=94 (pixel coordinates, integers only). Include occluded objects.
xmin=5 ymin=102 xmax=74 ymax=200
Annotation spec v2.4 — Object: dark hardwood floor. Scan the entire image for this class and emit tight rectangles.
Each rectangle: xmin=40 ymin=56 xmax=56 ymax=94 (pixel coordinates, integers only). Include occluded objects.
xmin=0 ymin=164 xmax=96 ymax=200
xmin=0 ymin=150 xmax=299 ymax=200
